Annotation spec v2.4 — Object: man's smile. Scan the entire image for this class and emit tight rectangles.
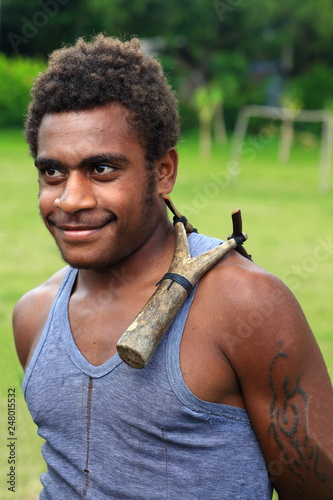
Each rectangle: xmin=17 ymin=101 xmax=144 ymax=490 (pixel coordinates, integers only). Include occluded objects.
xmin=57 ymin=226 xmax=106 ymax=242
xmin=48 ymin=215 xmax=117 ymax=242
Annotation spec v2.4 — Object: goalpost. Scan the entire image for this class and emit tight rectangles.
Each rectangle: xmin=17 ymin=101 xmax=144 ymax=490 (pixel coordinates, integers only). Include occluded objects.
xmin=230 ymin=105 xmax=333 ymax=192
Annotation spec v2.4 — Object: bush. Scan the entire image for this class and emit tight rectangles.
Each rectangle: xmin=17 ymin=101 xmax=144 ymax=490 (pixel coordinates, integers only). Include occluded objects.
xmin=0 ymin=53 xmax=46 ymax=128
xmin=291 ymin=63 xmax=333 ymax=110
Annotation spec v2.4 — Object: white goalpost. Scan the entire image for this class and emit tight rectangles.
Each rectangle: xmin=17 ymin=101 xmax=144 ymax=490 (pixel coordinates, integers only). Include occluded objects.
xmin=230 ymin=105 xmax=333 ymax=192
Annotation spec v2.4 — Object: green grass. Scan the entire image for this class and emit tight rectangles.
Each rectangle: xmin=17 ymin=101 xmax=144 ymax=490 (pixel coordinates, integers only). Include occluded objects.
xmin=0 ymin=127 xmax=332 ymax=499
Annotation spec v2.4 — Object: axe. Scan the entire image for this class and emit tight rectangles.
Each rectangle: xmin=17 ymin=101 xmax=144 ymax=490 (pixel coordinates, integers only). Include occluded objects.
xmin=116 ymin=196 xmax=251 ymax=368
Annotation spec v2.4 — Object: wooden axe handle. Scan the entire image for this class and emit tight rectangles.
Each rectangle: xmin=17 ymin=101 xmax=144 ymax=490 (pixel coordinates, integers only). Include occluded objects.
xmin=116 ymin=224 xmax=241 ymax=368
xmin=116 ymin=199 xmax=252 ymax=369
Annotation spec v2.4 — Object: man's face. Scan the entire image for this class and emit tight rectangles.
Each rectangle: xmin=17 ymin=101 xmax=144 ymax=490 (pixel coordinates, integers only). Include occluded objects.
xmin=35 ymin=104 xmax=174 ymax=270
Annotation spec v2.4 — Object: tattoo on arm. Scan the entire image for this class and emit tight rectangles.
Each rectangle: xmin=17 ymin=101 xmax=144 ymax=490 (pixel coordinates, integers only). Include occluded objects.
xmin=268 ymin=340 xmax=327 ymax=495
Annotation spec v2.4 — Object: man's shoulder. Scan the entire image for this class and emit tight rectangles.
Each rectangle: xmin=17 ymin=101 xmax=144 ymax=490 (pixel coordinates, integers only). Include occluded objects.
xmin=198 ymin=249 xmax=305 ymax=348
xmin=216 ymin=250 xmax=288 ymax=302
xmin=14 ymin=266 xmax=69 ymax=312
xmin=13 ymin=266 xmax=69 ymax=368
xmin=228 ymin=250 xmax=298 ymax=313
xmin=191 ymin=229 xmax=288 ymax=317
xmin=195 ymin=248 xmax=321 ymax=393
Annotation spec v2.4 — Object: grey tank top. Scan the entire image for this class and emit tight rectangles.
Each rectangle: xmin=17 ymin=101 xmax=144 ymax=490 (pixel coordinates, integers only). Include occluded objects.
xmin=23 ymin=232 xmax=272 ymax=500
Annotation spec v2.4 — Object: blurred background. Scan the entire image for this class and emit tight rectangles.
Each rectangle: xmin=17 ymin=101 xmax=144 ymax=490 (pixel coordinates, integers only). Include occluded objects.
xmin=2 ymin=0 xmax=333 ymax=133
xmin=0 ymin=1 xmax=332 ymax=498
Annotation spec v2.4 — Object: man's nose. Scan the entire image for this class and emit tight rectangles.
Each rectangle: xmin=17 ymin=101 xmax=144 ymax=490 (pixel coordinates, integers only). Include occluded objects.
xmin=54 ymin=172 xmax=97 ymax=214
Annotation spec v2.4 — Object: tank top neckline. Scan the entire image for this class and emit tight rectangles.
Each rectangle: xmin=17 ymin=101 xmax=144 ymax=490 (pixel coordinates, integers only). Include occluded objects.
xmin=59 ymin=233 xmax=201 ymax=378
xmin=59 ymin=267 xmax=123 ymax=378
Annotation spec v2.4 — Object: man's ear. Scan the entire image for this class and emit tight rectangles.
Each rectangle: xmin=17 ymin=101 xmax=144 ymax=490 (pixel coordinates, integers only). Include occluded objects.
xmin=156 ymin=148 xmax=178 ymax=194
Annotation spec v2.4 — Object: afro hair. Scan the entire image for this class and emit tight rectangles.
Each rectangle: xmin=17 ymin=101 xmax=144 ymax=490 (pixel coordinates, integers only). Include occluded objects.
xmin=25 ymin=34 xmax=180 ymax=163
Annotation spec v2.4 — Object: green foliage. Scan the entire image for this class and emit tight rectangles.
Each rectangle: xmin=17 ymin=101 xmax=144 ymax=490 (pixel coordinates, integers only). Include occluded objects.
xmin=192 ymin=83 xmax=225 ymax=157
xmin=291 ymin=63 xmax=333 ymax=110
xmin=280 ymin=82 xmax=304 ymax=111
xmin=0 ymin=54 xmax=46 ymax=128
xmin=1 ymin=0 xmax=92 ymax=56
xmin=210 ymin=52 xmax=246 ymax=104
xmin=2 ymin=1 xmax=333 ymax=131
xmin=193 ymin=84 xmax=223 ymax=122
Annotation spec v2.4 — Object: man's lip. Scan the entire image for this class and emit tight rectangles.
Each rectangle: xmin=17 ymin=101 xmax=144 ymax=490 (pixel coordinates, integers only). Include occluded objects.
xmin=57 ymin=225 xmax=102 ymax=230
xmin=54 ymin=223 xmax=111 ymax=241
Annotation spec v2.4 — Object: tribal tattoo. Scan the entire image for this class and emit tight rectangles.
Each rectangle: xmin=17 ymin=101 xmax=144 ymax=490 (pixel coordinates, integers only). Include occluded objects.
xmin=268 ymin=340 xmax=327 ymax=496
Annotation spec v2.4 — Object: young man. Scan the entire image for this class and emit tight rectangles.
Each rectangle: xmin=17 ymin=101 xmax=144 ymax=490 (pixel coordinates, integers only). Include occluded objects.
xmin=14 ymin=35 xmax=333 ymax=499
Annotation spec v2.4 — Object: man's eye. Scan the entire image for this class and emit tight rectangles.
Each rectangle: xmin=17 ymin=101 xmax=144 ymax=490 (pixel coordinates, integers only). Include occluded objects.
xmin=40 ymin=167 xmax=63 ymax=178
xmin=93 ymin=165 xmax=114 ymax=175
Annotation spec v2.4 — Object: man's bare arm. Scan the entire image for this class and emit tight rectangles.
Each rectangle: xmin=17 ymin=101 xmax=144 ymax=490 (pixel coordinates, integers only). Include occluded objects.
xmin=13 ymin=267 xmax=67 ymax=369
xmin=221 ymin=267 xmax=333 ymax=499
xmin=265 ymin=339 xmax=333 ymax=498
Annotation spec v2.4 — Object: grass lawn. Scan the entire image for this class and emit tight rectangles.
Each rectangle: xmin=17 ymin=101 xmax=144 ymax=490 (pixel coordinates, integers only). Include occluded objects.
xmin=0 ymin=127 xmax=332 ymax=499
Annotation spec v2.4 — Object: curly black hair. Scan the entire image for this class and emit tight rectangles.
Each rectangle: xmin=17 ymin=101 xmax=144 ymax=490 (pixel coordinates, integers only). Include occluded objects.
xmin=25 ymin=34 xmax=180 ymax=162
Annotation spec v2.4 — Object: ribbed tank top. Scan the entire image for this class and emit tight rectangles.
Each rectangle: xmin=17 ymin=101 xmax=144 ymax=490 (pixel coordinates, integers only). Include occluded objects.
xmin=23 ymin=232 xmax=272 ymax=499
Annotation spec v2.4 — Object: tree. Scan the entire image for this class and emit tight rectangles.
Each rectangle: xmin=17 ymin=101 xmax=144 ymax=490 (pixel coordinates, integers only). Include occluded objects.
xmin=1 ymin=0 xmax=94 ymax=56
xmin=2 ymin=0 xmax=333 ymax=132
xmin=193 ymin=84 xmax=224 ymax=158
